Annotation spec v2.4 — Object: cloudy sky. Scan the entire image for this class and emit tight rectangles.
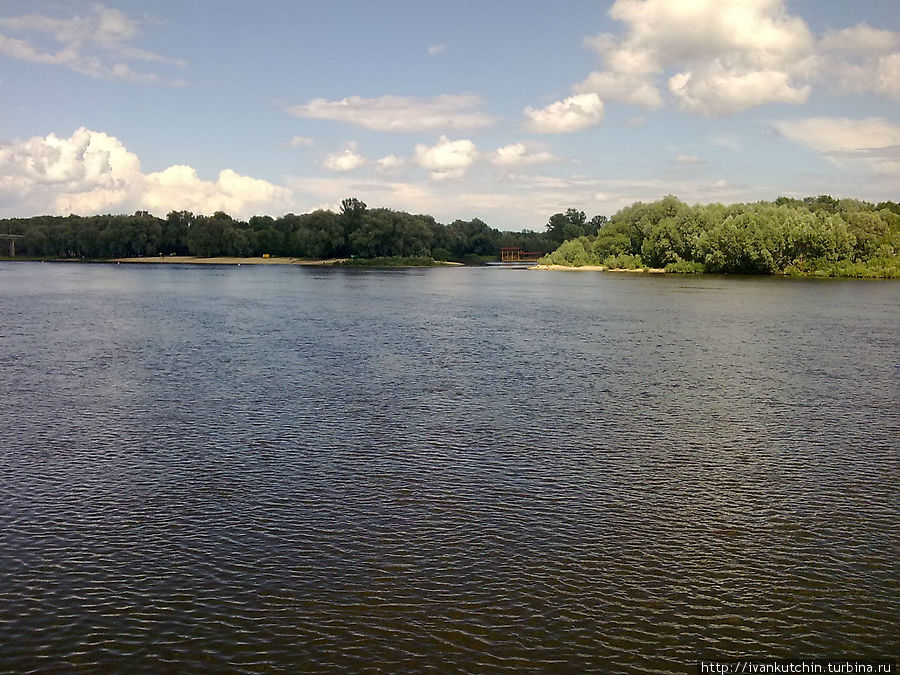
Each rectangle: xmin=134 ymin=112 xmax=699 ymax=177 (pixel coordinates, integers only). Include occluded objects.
xmin=1 ymin=0 xmax=898 ymax=229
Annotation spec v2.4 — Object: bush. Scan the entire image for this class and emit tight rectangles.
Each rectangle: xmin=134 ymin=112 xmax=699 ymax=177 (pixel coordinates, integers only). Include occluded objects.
xmin=602 ymin=253 xmax=644 ymax=269
xmin=665 ymin=260 xmax=706 ymax=274
xmin=803 ymin=257 xmax=900 ymax=278
xmin=544 ymin=237 xmax=601 ymax=266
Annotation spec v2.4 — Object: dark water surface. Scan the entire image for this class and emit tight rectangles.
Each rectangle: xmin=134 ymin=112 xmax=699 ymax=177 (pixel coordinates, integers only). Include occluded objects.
xmin=1 ymin=262 xmax=897 ymax=673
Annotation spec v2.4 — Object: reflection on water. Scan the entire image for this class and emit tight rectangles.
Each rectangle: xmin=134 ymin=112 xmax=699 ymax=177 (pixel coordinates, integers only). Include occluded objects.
xmin=1 ymin=263 xmax=898 ymax=673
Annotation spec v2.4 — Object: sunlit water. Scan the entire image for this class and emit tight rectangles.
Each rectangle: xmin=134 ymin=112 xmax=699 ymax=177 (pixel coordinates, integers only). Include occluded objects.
xmin=1 ymin=262 xmax=897 ymax=673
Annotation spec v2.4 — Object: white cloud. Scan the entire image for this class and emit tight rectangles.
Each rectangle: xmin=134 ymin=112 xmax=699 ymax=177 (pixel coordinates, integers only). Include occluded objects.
xmin=878 ymin=53 xmax=900 ymax=99
xmin=0 ymin=4 xmax=185 ymax=84
xmin=575 ymin=71 xmax=663 ymax=108
xmin=772 ymin=117 xmax=900 ymax=154
xmin=573 ymin=1 xmax=900 ymax=115
xmin=287 ymin=176 xmax=436 ymax=216
xmin=138 ymin=167 xmax=292 ymax=217
xmin=322 ymin=143 xmax=366 ymax=172
xmin=772 ymin=117 xmax=900 ymax=176
xmin=414 ymin=136 xmax=478 ymax=180
xmin=376 ymin=155 xmax=405 ymax=172
xmin=673 ymin=154 xmax=702 ymax=165
xmin=288 ymin=136 xmax=315 ymax=148
xmin=0 ymin=128 xmax=291 ymax=218
xmin=524 ymin=93 xmax=604 ymax=133
xmin=820 ymin=24 xmax=900 ymax=54
xmin=286 ymin=94 xmax=495 ymax=132
xmin=604 ymin=0 xmax=814 ymax=67
xmin=818 ymin=25 xmax=900 ymax=100
xmin=669 ymin=67 xmax=809 ymax=116
xmin=295 ymin=171 xmax=769 ymax=229
xmin=490 ymin=143 xmax=555 ymax=166
xmin=0 ymin=127 xmax=139 ymax=195
xmin=576 ymin=0 xmax=814 ymax=115
xmin=428 ymin=43 xmax=446 ymax=56
xmin=284 ymin=147 xmax=900 ymax=230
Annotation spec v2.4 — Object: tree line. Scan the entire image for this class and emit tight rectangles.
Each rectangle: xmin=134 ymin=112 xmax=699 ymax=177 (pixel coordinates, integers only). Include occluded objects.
xmin=540 ymin=195 xmax=900 ymax=277
xmin=0 ymin=198 xmax=561 ymax=262
xmin=4 ymin=194 xmax=897 ymax=276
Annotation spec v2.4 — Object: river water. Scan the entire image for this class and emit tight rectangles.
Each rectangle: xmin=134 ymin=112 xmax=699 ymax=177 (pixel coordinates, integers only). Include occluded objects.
xmin=1 ymin=262 xmax=897 ymax=673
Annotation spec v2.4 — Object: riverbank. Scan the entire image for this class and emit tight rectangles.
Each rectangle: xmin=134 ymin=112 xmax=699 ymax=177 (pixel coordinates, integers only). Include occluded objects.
xmin=528 ymin=261 xmax=900 ymax=278
xmin=3 ymin=255 xmax=464 ymax=267
xmin=112 ymin=255 xmax=463 ymax=267
xmin=113 ymin=256 xmax=346 ymax=266
xmin=530 ymin=264 xmax=666 ymax=273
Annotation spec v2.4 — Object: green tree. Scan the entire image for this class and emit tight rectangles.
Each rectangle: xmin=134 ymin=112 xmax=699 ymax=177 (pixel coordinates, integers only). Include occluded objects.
xmin=292 ymin=210 xmax=344 ymax=258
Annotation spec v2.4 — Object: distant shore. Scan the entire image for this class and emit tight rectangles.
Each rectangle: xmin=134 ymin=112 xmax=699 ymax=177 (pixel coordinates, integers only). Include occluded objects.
xmin=2 ymin=255 xmax=464 ymax=267
xmin=530 ymin=264 xmax=666 ymax=273
xmin=113 ymin=256 xmax=345 ymax=266
xmin=112 ymin=256 xmax=468 ymax=268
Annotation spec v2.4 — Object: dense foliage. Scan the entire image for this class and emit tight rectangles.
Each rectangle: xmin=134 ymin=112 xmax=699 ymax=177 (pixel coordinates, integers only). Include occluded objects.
xmin=0 ymin=198 xmax=556 ymax=262
xmin=4 ymin=194 xmax=899 ymax=276
xmin=540 ymin=195 xmax=900 ymax=277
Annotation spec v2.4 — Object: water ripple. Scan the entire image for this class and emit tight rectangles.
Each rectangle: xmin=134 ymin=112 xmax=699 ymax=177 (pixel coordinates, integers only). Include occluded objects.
xmin=1 ymin=264 xmax=898 ymax=673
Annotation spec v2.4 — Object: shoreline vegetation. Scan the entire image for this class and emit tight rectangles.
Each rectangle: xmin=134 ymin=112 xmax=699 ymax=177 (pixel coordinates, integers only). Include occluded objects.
xmin=537 ymin=195 xmax=900 ymax=279
xmin=0 ymin=255 xmax=462 ymax=268
xmin=530 ymin=264 xmax=666 ymax=273
xmin=113 ymin=255 xmax=461 ymax=267
xmin=1 ymin=194 xmax=898 ymax=277
xmin=0 ymin=197 xmax=552 ymax=270
xmin=115 ymin=255 xmax=344 ymax=266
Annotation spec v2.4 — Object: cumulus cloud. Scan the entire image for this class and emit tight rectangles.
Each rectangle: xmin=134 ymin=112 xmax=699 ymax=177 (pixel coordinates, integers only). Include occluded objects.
xmin=428 ymin=43 xmax=446 ymax=56
xmin=0 ymin=127 xmax=139 ymax=196
xmin=574 ymin=71 xmax=663 ymax=108
xmin=489 ymin=143 xmax=556 ymax=166
xmin=413 ymin=136 xmax=478 ymax=179
xmin=286 ymin=94 xmax=495 ymax=132
xmin=818 ymin=24 xmax=900 ymax=100
xmin=0 ymin=128 xmax=291 ymax=218
xmin=322 ymin=144 xmax=366 ymax=172
xmin=571 ymin=2 xmax=900 ymax=115
xmin=0 ymin=4 xmax=185 ymax=84
xmin=524 ymin=93 xmax=604 ymax=133
xmin=668 ymin=67 xmax=809 ymax=116
xmin=576 ymin=0 xmax=814 ymax=115
xmin=138 ymin=167 xmax=291 ymax=217
xmin=772 ymin=117 xmax=900 ymax=176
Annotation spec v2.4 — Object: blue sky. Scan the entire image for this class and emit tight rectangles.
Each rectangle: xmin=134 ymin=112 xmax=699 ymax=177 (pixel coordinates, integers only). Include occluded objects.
xmin=1 ymin=1 xmax=898 ymax=229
